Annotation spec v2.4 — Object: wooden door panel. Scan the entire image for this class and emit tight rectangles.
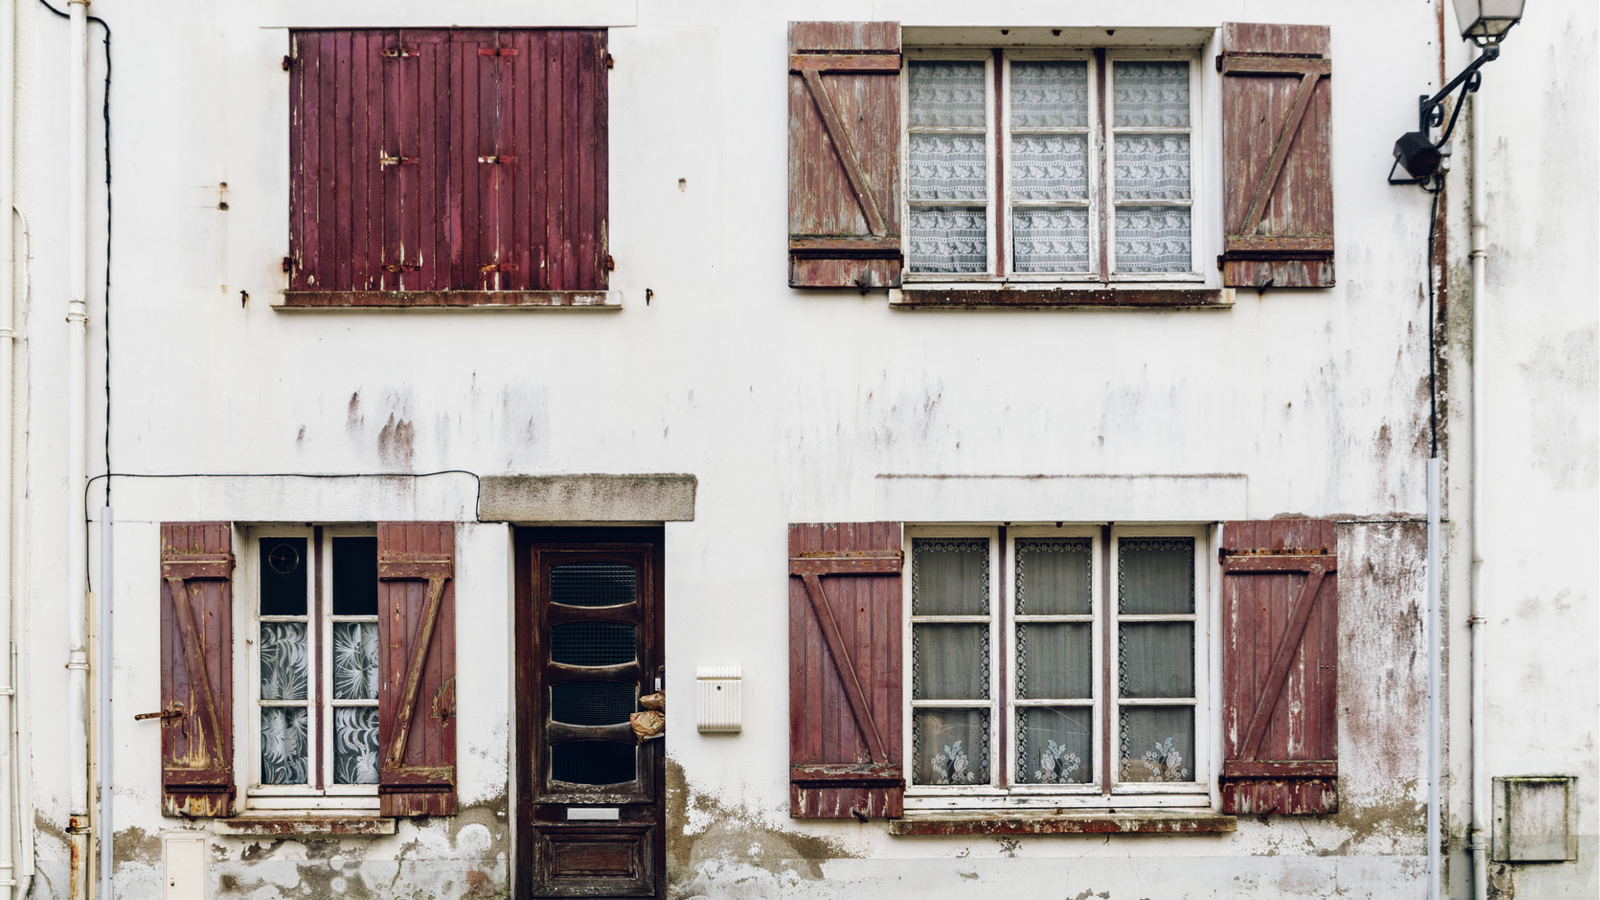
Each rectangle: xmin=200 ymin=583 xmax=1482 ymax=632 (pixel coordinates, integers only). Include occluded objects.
xmin=531 ymin=825 xmax=655 ymax=896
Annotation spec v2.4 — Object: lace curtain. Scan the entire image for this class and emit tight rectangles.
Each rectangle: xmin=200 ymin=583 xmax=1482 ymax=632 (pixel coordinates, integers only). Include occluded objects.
xmin=908 ymin=61 xmax=988 ymax=273
xmin=1111 ymin=61 xmax=1191 ymax=273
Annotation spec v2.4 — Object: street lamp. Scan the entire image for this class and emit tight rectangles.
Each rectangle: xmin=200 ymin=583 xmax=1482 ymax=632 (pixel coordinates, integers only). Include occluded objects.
xmin=1389 ymin=0 xmax=1527 ymax=187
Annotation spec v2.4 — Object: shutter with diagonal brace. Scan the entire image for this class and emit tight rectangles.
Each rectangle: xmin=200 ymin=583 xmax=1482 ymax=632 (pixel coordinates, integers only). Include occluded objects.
xmin=788 ymin=22 xmax=903 ymax=289
xmin=1220 ymin=519 xmax=1339 ymax=815
xmin=789 ymin=522 xmax=904 ymax=819
xmin=378 ymin=522 xmax=458 ymax=816
xmin=1219 ymin=23 xmax=1334 ymax=289
xmin=160 ymin=523 xmax=236 ymax=817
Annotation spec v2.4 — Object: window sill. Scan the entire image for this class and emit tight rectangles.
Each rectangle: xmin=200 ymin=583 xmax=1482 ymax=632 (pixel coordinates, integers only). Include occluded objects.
xmin=212 ymin=814 xmax=397 ymax=836
xmin=888 ymin=809 xmax=1236 ymax=836
xmin=889 ymin=286 xmax=1230 ymax=309
xmin=273 ymin=290 xmax=622 ymax=310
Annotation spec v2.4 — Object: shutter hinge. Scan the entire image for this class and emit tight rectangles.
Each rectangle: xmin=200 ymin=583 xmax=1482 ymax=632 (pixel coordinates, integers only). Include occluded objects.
xmin=1215 ymin=54 xmax=1223 ymax=72
xmin=380 ymin=154 xmax=420 ymax=168
xmin=605 ymin=51 xmax=615 ymax=69
xmin=478 ymin=47 xmax=519 ymax=57
xmin=605 ymin=255 xmax=616 ymax=271
xmin=477 ymin=155 xmax=518 ymax=164
xmin=282 ymin=256 xmax=294 ymax=273
xmin=480 ymin=262 xmax=520 ymax=273
xmin=381 ymin=47 xmax=419 ymax=59
xmin=1217 ymin=254 xmax=1225 ymax=272
xmin=382 ymin=262 xmax=422 ymax=273
xmin=282 ymin=54 xmax=293 ymax=71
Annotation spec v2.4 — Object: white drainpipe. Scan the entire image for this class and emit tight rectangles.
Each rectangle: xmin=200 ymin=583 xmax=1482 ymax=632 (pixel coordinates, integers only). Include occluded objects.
xmin=1466 ymin=75 xmax=1490 ymax=900
xmin=66 ymin=1 xmax=91 ymax=898
xmin=0 ymin=0 xmax=14 ymax=896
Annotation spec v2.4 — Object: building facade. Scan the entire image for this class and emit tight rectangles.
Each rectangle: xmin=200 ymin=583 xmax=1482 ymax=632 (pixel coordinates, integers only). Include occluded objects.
xmin=0 ymin=1 xmax=1592 ymax=898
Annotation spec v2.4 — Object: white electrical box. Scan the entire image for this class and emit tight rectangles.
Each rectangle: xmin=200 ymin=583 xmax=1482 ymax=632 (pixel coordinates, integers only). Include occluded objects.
xmin=696 ymin=666 xmax=742 ymax=732
xmin=164 ymin=832 xmax=207 ymax=900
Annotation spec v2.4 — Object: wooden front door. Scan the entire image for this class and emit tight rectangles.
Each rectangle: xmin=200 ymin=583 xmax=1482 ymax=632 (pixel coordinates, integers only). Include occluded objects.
xmin=516 ymin=528 xmax=665 ymax=898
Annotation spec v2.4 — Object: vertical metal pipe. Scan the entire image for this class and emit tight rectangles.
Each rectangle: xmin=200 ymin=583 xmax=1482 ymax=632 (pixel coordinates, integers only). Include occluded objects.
xmin=65 ymin=2 xmax=91 ymax=898
xmin=1427 ymin=459 xmax=1442 ymax=900
xmin=0 ymin=0 xmax=15 ymax=894
xmin=97 ymin=509 xmax=111 ymax=900
xmin=1467 ymin=60 xmax=1490 ymax=900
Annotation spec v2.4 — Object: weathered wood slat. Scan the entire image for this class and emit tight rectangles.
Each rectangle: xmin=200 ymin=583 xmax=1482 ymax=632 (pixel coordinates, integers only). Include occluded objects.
xmin=160 ymin=523 xmax=235 ymax=818
xmin=378 ymin=522 xmax=458 ymax=816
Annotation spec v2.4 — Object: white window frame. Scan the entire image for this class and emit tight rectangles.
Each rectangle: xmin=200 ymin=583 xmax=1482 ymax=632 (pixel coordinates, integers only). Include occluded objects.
xmin=902 ymin=523 xmax=1214 ymax=811
xmin=237 ymin=524 xmax=381 ymax=812
xmin=902 ymin=46 xmax=1206 ymax=286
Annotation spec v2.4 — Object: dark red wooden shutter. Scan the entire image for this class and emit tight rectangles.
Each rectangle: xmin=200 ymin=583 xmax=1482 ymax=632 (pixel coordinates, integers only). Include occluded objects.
xmin=1219 ymin=23 xmax=1334 ymax=288
xmin=788 ymin=522 xmax=904 ymax=819
xmin=787 ymin=22 xmax=902 ymax=289
xmin=159 ymin=523 xmax=235 ymax=817
xmin=1220 ymin=519 xmax=1338 ymax=815
xmin=378 ymin=522 xmax=457 ymax=816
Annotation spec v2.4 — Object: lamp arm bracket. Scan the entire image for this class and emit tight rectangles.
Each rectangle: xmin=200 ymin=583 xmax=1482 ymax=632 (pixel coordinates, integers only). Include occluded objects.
xmin=1420 ymin=45 xmax=1499 ymax=147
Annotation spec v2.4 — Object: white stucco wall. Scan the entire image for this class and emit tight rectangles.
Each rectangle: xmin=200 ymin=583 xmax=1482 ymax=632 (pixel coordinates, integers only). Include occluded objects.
xmin=3 ymin=0 xmax=1592 ymax=898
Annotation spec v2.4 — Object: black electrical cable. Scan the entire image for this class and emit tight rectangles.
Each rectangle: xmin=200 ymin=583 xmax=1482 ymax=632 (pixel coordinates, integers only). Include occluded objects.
xmin=1426 ymin=186 xmax=1440 ymax=461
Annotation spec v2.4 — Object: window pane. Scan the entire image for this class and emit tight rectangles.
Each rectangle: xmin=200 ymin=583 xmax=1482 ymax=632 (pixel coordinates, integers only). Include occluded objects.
xmin=913 ymin=624 xmax=989 ymax=701
xmin=332 ymin=622 xmax=379 ymax=701
xmin=908 ymin=207 xmax=988 ymax=273
xmin=908 ymin=60 xmax=986 ymax=128
xmin=1013 ymin=209 xmax=1090 ymax=273
xmin=909 ymin=134 xmax=987 ymax=201
xmin=259 ymin=537 xmax=307 ymax=616
xmin=1119 ymin=706 xmax=1195 ymax=783
xmin=1017 ymin=707 xmax=1093 ymax=784
xmin=1017 ymin=623 xmax=1092 ymax=699
xmin=1119 ymin=622 xmax=1195 ymax=698
xmin=553 ymin=741 xmax=636 ymax=786
xmin=1015 ymin=538 xmax=1092 ymax=614
xmin=1112 ymin=61 xmax=1190 ymax=127
xmin=551 ymin=622 xmax=636 ymax=667
xmin=551 ymin=562 xmax=637 ymax=607
xmin=1113 ymin=134 xmax=1191 ymax=200
xmin=552 ymin=682 xmax=636 ymax=726
xmin=332 ymin=707 xmax=379 ymax=785
xmin=330 ymin=536 xmax=378 ymax=615
xmin=1011 ymin=133 xmax=1088 ymax=201
xmin=260 ymin=707 xmax=309 ymax=785
xmin=912 ymin=538 xmax=989 ymax=615
xmin=1118 ymin=537 xmax=1195 ymax=613
xmin=1113 ymin=206 xmax=1192 ymax=273
xmin=1010 ymin=60 xmax=1088 ymax=128
xmin=912 ymin=708 xmax=990 ymax=785
xmin=259 ymin=622 xmax=308 ymax=701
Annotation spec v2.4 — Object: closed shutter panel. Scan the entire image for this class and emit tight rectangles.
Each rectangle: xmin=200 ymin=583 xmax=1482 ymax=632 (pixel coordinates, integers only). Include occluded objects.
xmin=160 ymin=523 xmax=236 ymax=817
xmin=789 ymin=522 xmax=904 ymax=819
xmin=1220 ymin=519 xmax=1338 ymax=815
xmin=377 ymin=522 xmax=458 ymax=816
xmin=1219 ymin=23 xmax=1334 ymax=289
xmin=787 ymin=22 xmax=902 ymax=289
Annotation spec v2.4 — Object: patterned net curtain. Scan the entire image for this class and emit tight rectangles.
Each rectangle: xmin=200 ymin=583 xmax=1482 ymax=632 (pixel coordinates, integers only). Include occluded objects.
xmin=1111 ymin=61 xmax=1193 ymax=273
xmin=1010 ymin=61 xmax=1092 ymax=273
xmin=910 ymin=538 xmax=991 ymax=785
xmin=907 ymin=62 xmax=989 ymax=274
xmin=1116 ymin=537 xmax=1196 ymax=782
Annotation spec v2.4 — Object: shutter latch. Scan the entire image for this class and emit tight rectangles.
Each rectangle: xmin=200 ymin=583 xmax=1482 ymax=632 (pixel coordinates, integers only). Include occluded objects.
xmin=135 ymin=703 xmax=184 ymax=722
xmin=478 ymin=47 xmax=519 ymax=57
xmin=382 ymin=262 xmax=421 ymax=273
xmin=480 ymin=262 xmax=520 ymax=274
xmin=381 ymin=47 xmax=419 ymax=59
xmin=379 ymin=154 xmax=419 ymax=168
xmin=477 ymin=155 xmax=518 ymax=165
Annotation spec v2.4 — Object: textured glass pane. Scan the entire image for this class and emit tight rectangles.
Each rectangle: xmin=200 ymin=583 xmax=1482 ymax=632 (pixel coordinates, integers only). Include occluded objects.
xmin=332 ymin=622 xmax=379 ymax=701
xmin=1119 ymin=706 xmax=1195 ymax=782
xmin=912 ymin=708 xmax=990 ymax=785
xmin=259 ymin=537 xmax=307 ymax=616
xmin=1017 ymin=707 xmax=1093 ymax=784
xmin=331 ymin=536 xmax=377 ymax=615
xmin=1113 ymin=134 xmax=1190 ymax=200
xmin=913 ymin=624 xmax=989 ymax=701
xmin=553 ymin=741 xmax=636 ymax=786
xmin=1112 ymin=61 xmax=1190 ymax=127
xmin=551 ymin=562 xmax=637 ymax=607
xmin=259 ymin=622 xmax=308 ymax=701
xmin=1015 ymin=538 xmax=1092 ymax=614
xmin=908 ymin=60 xmax=986 ymax=128
xmin=1017 ymin=624 xmax=1092 ymax=699
xmin=333 ymin=707 xmax=379 ymax=785
xmin=1010 ymin=60 xmax=1088 ymax=128
xmin=1011 ymin=134 xmax=1088 ymax=200
xmin=909 ymin=134 xmax=987 ymax=201
xmin=1113 ymin=206 xmax=1191 ymax=273
xmin=1119 ymin=623 xmax=1195 ymax=698
xmin=260 ymin=707 xmax=308 ymax=785
xmin=551 ymin=622 xmax=636 ymax=667
xmin=908 ymin=207 xmax=988 ymax=274
xmin=912 ymin=538 xmax=989 ymax=615
xmin=1012 ymin=209 xmax=1091 ymax=273
xmin=1118 ymin=538 xmax=1195 ymax=613
xmin=552 ymin=682 xmax=636 ymax=726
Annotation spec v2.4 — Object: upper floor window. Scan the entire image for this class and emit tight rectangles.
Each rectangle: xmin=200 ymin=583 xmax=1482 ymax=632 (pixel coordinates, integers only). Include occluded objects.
xmin=904 ymin=51 xmax=1199 ymax=281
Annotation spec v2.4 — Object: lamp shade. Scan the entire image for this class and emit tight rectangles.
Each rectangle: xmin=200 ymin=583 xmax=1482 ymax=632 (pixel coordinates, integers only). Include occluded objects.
xmin=1452 ymin=0 xmax=1526 ymax=41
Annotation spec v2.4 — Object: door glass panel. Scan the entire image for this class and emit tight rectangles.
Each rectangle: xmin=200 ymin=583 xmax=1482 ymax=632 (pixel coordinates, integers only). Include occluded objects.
xmin=551 ymin=682 xmax=635 ymax=726
xmin=551 ymin=562 xmax=637 ymax=607
xmin=551 ymin=622 xmax=636 ymax=667
xmin=553 ymin=741 xmax=636 ymax=786
xmin=330 ymin=536 xmax=378 ymax=615
xmin=259 ymin=537 xmax=307 ymax=615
